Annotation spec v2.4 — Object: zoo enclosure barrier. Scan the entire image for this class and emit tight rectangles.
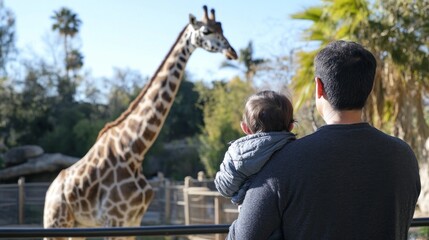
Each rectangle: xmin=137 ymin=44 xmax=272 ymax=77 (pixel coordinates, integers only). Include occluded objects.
xmin=0 ymin=219 xmax=428 ymax=239
xmin=0 ymin=174 xmax=427 ymax=239
xmin=0 ymin=173 xmax=238 ymax=227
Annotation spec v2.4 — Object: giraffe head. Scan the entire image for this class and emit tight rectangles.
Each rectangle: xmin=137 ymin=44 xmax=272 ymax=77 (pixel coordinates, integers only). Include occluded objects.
xmin=188 ymin=6 xmax=238 ymax=60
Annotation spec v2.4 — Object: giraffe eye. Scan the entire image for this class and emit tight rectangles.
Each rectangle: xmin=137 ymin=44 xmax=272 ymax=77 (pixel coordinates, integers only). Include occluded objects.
xmin=202 ymin=29 xmax=213 ymax=35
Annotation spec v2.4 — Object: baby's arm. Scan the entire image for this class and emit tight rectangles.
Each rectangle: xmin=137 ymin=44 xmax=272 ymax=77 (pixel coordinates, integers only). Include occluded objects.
xmin=214 ymin=151 xmax=247 ymax=198
xmin=231 ymin=181 xmax=251 ymax=205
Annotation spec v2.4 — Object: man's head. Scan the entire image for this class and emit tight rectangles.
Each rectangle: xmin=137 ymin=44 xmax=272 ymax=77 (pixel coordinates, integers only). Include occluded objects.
xmin=241 ymin=90 xmax=294 ymax=134
xmin=314 ymin=40 xmax=376 ymax=111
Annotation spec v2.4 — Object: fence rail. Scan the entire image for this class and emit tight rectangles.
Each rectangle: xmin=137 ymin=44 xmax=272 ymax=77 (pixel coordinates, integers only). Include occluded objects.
xmin=411 ymin=217 xmax=429 ymax=227
xmin=0 ymin=218 xmax=427 ymax=239
xmin=0 ymin=224 xmax=230 ymax=238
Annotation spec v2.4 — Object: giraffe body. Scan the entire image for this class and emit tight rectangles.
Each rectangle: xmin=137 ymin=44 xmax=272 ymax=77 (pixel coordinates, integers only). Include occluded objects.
xmin=43 ymin=6 xmax=237 ymax=240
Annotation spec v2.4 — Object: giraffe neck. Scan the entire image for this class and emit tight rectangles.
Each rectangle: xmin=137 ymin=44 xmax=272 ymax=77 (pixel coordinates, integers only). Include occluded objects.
xmin=95 ymin=25 xmax=196 ymax=168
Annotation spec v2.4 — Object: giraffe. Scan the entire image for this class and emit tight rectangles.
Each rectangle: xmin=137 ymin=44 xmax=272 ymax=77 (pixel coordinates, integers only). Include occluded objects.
xmin=43 ymin=6 xmax=237 ymax=240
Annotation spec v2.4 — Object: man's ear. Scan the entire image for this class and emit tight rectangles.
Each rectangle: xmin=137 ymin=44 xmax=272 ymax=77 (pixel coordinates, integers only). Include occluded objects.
xmin=315 ymin=77 xmax=324 ymax=99
xmin=240 ymin=121 xmax=253 ymax=135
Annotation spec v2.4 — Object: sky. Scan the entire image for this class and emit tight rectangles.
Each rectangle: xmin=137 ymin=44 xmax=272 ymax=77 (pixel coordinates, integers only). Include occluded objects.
xmin=4 ymin=0 xmax=321 ymax=82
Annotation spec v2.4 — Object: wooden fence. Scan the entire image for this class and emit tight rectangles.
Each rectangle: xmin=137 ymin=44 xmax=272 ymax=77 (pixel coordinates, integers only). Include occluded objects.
xmin=0 ymin=172 xmax=238 ymax=230
xmin=1 ymin=175 xmax=428 ymax=240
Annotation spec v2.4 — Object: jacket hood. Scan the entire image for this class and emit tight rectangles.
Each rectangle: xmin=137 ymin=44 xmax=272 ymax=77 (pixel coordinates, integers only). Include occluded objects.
xmin=228 ymin=131 xmax=295 ymax=175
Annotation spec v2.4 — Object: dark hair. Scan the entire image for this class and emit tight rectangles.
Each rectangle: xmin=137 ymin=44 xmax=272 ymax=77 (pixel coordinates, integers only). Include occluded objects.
xmin=314 ymin=40 xmax=376 ymax=110
xmin=242 ymin=90 xmax=294 ymax=133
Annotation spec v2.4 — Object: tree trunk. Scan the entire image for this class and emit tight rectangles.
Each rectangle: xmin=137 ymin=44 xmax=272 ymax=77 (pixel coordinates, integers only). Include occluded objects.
xmin=418 ymin=162 xmax=429 ymax=216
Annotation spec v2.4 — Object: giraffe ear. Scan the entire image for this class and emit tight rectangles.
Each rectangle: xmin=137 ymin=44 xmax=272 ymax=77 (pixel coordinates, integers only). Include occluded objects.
xmin=189 ymin=14 xmax=199 ymax=29
xmin=189 ymin=14 xmax=196 ymax=25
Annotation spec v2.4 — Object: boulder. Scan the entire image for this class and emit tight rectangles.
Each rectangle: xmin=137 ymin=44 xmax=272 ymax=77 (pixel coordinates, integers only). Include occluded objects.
xmin=3 ymin=145 xmax=44 ymax=167
xmin=0 ymin=153 xmax=79 ymax=181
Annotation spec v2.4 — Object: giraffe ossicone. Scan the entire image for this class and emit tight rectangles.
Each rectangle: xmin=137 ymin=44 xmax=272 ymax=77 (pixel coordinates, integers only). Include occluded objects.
xmin=43 ymin=5 xmax=237 ymax=240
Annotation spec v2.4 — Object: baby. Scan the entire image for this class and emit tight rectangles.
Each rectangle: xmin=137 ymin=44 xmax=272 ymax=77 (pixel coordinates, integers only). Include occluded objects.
xmin=215 ymin=90 xmax=296 ymax=206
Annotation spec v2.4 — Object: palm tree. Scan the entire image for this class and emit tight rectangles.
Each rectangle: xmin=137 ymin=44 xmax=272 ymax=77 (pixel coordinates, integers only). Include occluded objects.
xmin=292 ymin=0 xmax=429 ymax=147
xmin=291 ymin=0 xmax=429 ymax=213
xmin=51 ymin=7 xmax=82 ymax=77
xmin=221 ymin=41 xmax=266 ymax=83
xmin=51 ymin=7 xmax=82 ymax=103
xmin=66 ymin=49 xmax=84 ymax=76
xmin=290 ymin=0 xmax=370 ymax=108
xmin=51 ymin=7 xmax=81 ymax=53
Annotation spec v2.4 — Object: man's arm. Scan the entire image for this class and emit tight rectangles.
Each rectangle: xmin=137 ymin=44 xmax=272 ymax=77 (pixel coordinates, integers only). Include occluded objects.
xmin=227 ymin=177 xmax=282 ymax=239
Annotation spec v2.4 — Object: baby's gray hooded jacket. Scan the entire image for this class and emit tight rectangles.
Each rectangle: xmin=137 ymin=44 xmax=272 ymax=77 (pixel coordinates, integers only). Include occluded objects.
xmin=214 ymin=131 xmax=295 ymax=205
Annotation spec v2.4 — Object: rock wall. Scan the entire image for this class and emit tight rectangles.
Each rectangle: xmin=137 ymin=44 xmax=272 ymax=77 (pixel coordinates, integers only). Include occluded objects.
xmin=0 ymin=145 xmax=78 ymax=183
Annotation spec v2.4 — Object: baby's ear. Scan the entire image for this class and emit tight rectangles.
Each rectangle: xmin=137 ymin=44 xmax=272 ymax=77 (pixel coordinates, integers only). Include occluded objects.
xmin=288 ymin=122 xmax=294 ymax=131
xmin=240 ymin=121 xmax=253 ymax=135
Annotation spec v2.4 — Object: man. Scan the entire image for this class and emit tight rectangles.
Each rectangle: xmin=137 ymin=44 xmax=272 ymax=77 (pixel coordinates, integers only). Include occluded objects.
xmin=227 ymin=40 xmax=421 ymax=240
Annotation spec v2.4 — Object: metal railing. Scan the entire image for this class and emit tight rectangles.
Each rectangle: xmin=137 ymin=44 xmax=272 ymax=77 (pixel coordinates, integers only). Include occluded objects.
xmin=0 ymin=218 xmax=427 ymax=239
xmin=0 ymin=224 xmax=229 ymax=238
xmin=411 ymin=217 xmax=429 ymax=227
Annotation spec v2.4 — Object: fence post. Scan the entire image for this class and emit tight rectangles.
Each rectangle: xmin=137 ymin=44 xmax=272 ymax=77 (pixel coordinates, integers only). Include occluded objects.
xmin=18 ymin=177 xmax=25 ymax=225
xmin=164 ymin=179 xmax=171 ymax=224
xmin=197 ymin=171 xmax=205 ymax=181
xmin=214 ymin=196 xmax=220 ymax=225
xmin=214 ymin=195 xmax=222 ymax=240
xmin=184 ymin=176 xmax=191 ymax=225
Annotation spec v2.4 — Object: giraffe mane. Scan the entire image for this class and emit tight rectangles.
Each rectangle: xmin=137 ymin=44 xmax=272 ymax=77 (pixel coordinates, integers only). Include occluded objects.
xmin=96 ymin=25 xmax=189 ymax=140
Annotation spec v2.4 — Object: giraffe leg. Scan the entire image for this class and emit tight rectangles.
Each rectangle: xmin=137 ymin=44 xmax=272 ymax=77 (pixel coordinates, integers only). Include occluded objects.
xmin=44 ymin=174 xmax=77 ymax=240
xmin=102 ymin=220 xmax=138 ymax=240
xmin=43 ymin=208 xmax=78 ymax=240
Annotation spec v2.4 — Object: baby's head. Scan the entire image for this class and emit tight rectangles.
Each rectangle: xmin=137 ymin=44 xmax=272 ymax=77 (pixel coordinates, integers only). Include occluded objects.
xmin=241 ymin=90 xmax=294 ymax=134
